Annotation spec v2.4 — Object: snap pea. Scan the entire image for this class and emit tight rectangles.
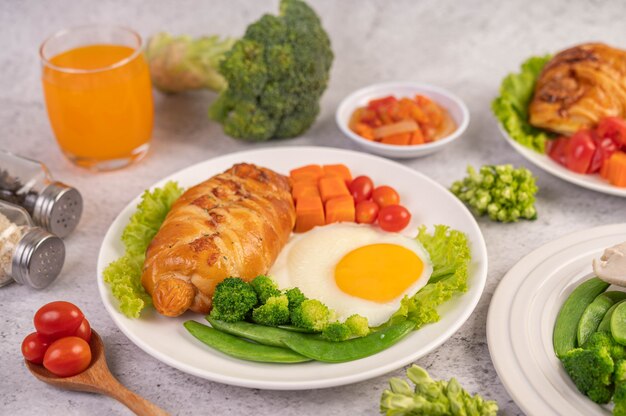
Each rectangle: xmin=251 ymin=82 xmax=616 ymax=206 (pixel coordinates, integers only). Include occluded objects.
xmin=184 ymin=321 xmax=311 ymax=363
xmin=598 ymin=301 xmax=624 ymax=333
xmin=207 ymin=317 xmax=303 ymax=347
xmin=577 ymin=291 xmax=626 ymax=346
xmin=282 ymin=320 xmax=415 ymax=363
xmin=612 ymin=302 xmax=626 ymax=345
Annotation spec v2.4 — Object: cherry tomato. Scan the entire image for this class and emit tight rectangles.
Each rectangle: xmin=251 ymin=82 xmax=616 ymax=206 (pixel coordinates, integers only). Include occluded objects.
xmin=372 ymin=186 xmax=400 ymax=208
xmin=73 ymin=319 xmax=92 ymax=343
xmin=355 ymin=200 xmax=380 ymax=224
xmin=589 ymin=133 xmax=618 ymax=173
xmin=348 ymin=176 xmax=374 ymax=202
xmin=21 ymin=332 xmax=50 ymax=364
xmin=565 ymin=130 xmax=596 ymax=174
xmin=378 ymin=205 xmax=411 ymax=232
xmin=597 ymin=117 xmax=626 ymax=147
xmin=34 ymin=301 xmax=84 ymax=340
xmin=547 ymin=137 xmax=568 ymax=166
xmin=43 ymin=336 xmax=92 ymax=377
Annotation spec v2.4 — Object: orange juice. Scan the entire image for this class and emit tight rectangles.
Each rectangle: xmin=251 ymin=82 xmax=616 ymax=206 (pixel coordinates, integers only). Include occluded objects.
xmin=42 ymin=43 xmax=153 ymax=168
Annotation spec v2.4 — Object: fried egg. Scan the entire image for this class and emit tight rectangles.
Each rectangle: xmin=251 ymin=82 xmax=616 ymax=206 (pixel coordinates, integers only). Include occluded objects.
xmin=269 ymin=223 xmax=433 ymax=327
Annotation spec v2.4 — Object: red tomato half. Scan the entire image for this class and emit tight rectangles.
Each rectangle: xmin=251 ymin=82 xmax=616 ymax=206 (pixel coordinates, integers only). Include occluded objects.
xmin=73 ymin=319 xmax=92 ymax=343
xmin=547 ymin=137 xmax=569 ymax=166
xmin=355 ymin=200 xmax=380 ymax=224
xmin=565 ymin=130 xmax=596 ymax=174
xmin=372 ymin=186 xmax=400 ymax=208
xmin=597 ymin=117 xmax=626 ymax=147
xmin=378 ymin=205 xmax=411 ymax=232
xmin=348 ymin=176 xmax=374 ymax=202
xmin=43 ymin=337 xmax=92 ymax=377
xmin=21 ymin=332 xmax=50 ymax=365
xmin=34 ymin=301 xmax=84 ymax=340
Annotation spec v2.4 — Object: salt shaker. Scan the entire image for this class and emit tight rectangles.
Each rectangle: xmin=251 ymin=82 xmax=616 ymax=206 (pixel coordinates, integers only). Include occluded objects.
xmin=0 ymin=151 xmax=82 ymax=237
xmin=0 ymin=201 xmax=65 ymax=289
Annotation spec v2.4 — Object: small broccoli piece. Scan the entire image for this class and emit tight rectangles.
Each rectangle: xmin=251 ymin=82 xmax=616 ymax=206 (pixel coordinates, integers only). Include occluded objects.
xmin=560 ymin=347 xmax=614 ymax=404
xmin=291 ymin=299 xmax=332 ymax=331
xmin=615 ymin=360 xmax=626 ymax=416
xmin=582 ymin=331 xmax=626 ymax=361
xmin=250 ymin=275 xmax=280 ymax=304
xmin=210 ymin=277 xmax=257 ymax=322
xmin=450 ymin=164 xmax=538 ymax=223
xmin=285 ymin=287 xmax=307 ymax=311
xmin=345 ymin=314 xmax=370 ymax=337
xmin=251 ymin=294 xmax=290 ymax=326
xmin=322 ymin=322 xmax=351 ymax=342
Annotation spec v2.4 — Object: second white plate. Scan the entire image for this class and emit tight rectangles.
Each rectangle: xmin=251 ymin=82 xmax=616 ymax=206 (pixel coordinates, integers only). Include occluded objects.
xmin=97 ymin=146 xmax=488 ymax=390
xmin=487 ymin=223 xmax=626 ymax=416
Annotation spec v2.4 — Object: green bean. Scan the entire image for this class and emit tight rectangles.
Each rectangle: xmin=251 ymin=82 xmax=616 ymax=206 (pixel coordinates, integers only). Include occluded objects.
xmin=184 ymin=321 xmax=311 ymax=363
xmin=282 ymin=320 xmax=415 ymax=363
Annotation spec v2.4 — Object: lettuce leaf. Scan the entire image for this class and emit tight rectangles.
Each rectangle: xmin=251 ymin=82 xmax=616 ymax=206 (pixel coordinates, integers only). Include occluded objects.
xmin=492 ymin=55 xmax=554 ymax=153
xmin=387 ymin=225 xmax=471 ymax=330
xmin=103 ymin=181 xmax=184 ymax=318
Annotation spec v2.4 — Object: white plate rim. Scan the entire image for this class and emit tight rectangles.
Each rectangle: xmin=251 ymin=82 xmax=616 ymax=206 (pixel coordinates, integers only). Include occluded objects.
xmin=499 ymin=124 xmax=626 ymax=198
xmin=96 ymin=145 xmax=488 ymax=390
xmin=487 ymin=223 xmax=626 ymax=416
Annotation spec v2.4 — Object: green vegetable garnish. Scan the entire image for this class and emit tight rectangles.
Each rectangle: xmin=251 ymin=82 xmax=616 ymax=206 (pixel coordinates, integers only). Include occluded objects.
xmin=492 ymin=54 xmax=554 ymax=153
xmin=145 ymin=0 xmax=333 ymax=141
xmin=210 ymin=277 xmax=258 ymax=323
xmin=388 ymin=225 xmax=471 ymax=330
xmin=451 ymin=164 xmax=538 ymax=223
xmin=380 ymin=365 xmax=498 ymax=416
xmin=103 ymin=181 xmax=184 ymax=318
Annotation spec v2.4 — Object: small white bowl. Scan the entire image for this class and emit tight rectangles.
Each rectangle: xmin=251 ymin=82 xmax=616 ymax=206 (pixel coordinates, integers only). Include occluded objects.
xmin=336 ymin=82 xmax=470 ymax=159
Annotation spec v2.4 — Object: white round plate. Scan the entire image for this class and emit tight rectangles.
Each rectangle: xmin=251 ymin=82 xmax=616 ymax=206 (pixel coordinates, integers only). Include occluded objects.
xmin=500 ymin=125 xmax=626 ymax=197
xmin=97 ymin=146 xmax=487 ymax=390
xmin=487 ymin=223 xmax=626 ymax=416
xmin=336 ymin=82 xmax=469 ymax=159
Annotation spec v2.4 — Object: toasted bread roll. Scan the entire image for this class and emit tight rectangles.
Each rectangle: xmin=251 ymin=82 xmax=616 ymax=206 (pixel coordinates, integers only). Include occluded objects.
xmin=142 ymin=163 xmax=295 ymax=316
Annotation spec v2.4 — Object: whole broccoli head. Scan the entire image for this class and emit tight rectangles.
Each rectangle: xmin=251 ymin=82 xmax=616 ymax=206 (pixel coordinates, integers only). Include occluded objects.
xmin=209 ymin=277 xmax=258 ymax=322
xmin=250 ymin=275 xmax=281 ymax=304
xmin=252 ymin=294 xmax=290 ymax=326
xmin=560 ymin=347 xmax=614 ymax=404
xmin=285 ymin=287 xmax=307 ymax=312
xmin=291 ymin=299 xmax=332 ymax=332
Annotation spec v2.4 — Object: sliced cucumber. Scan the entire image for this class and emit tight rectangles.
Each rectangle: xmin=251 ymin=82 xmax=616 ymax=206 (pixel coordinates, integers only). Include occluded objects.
xmin=612 ymin=302 xmax=626 ymax=346
xmin=553 ymin=277 xmax=609 ymax=357
xmin=598 ymin=301 xmax=624 ymax=333
xmin=577 ymin=293 xmax=619 ymax=346
xmin=604 ymin=291 xmax=626 ymax=303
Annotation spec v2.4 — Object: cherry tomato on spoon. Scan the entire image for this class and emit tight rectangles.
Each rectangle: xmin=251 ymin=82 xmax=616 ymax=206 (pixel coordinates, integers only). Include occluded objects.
xmin=34 ymin=301 xmax=84 ymax=340
xmin=43 ymin=336 xmax=92 ymax=377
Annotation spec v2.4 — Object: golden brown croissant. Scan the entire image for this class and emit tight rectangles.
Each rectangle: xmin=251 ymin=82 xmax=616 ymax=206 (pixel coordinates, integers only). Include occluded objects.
xmin=529 ymin=43 xmax=626 ymax=135
xmin=141 ymin=163 xmax=295 ymax=317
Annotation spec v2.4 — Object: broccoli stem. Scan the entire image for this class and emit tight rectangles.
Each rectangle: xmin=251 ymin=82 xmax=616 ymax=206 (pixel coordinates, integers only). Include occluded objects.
xmin=145 ymin=33 xmax=236 ymax=93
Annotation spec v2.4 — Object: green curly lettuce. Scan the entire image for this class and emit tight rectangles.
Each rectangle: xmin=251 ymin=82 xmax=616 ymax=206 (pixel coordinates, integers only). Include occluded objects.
xmin=103 ymin=181 xmax=184 ymax=318
xmin=387 ymin=225 xmax=471 ymax=330
xmin=492 ymin=54 xmax=554 ymax=153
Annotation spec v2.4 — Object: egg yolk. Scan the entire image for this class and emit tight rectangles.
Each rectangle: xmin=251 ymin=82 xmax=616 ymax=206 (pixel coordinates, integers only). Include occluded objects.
xmin=334 ymin=243 xmax=424 ymax=302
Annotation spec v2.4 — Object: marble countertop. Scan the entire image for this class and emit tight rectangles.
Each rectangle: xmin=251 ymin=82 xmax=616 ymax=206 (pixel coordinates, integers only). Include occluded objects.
xmin=2 ymin=0 xmax=626 ymax=414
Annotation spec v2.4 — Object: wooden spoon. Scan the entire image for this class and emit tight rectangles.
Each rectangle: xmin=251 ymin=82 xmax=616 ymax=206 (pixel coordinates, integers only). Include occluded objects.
xmin=25 ymin=330 xmax=169 ymax=416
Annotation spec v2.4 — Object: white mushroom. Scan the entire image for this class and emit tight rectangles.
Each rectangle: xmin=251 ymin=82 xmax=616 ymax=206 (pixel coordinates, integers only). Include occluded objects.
xmin=593 ymin=241 xmax=626 ymax=287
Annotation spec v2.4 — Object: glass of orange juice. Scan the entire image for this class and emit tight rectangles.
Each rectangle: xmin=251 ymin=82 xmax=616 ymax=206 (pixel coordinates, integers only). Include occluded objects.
xmin=40 ymin=25 xmax=153 ymax=171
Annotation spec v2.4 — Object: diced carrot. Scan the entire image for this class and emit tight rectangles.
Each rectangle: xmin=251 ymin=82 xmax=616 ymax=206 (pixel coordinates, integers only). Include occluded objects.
xmin=292 ymin=181 xmax=320 ymax=202
xmin=354 ymin=123 xmax=375 ymax=141
xmin=368 ymin=96 xmax=397 ymax=111
xmin=348 ymin=108 xmax=364 ymax=131
xmin=410 ymin=128 xmax=425 ymax=145
xmin=601 ymin=159 xmax=611 ymax=179
xmin=325 ymin=195 xmax=355 ymax=224
xmin=604 ymin=152 xmax=626 ymax=187
xmin=323 ymin=164 xmax=352 ymax=183
xmin=380 ymin=132 xmax=411 ymax=145
xmin=290 ymin=165 xmax=323 ymax=182
xmin=295 ymin=196 xmax=325 ymax=233
xmin=319 ymin=176 xmax=350 ymax=202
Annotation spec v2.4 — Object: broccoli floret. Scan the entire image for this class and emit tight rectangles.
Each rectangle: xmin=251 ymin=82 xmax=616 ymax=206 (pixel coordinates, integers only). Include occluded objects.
xmin=250 ymin=275 xmax=280 ymax=304
xmin=209 ymin=277 xmax=257 ymax=322
xmin=615 ymin=360 xmax=626 ymax=416
xmin=251 ymin=294 xmax=290 ymax=326
xmin=291 ymin=299 xmax=332 ymax=331
xmin=560 ymin=347 xmax=614 ymax=404
xmin=285 ymin=287 xmax=307 ymax=311
xmin=345 ymin=314 xmax=370 ymax=337
xmin=322 ymin=322 xmax=351 ymax=342
xmin=582 ymin=331 xmax=626 ymax=362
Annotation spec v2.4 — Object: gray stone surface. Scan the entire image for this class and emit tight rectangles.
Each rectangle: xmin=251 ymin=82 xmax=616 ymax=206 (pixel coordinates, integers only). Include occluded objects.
xmin=1 ymin=0 xmax=625 ymax=415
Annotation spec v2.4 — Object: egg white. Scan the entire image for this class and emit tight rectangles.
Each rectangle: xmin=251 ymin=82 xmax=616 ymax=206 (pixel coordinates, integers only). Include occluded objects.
xmin=269 ymin=223 xmax=433 ymax=327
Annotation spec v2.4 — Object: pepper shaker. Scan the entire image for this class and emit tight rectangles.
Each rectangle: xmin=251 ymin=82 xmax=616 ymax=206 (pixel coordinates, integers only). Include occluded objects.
xmin=0 ymin=201 xmax=65 ymax=289
xmin=0 ymin=151 xmax=82 ymax=237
